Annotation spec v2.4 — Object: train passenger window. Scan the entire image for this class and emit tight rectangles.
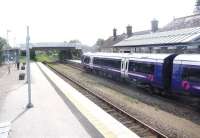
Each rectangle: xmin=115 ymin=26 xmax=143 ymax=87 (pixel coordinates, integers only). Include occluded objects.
xmin=93 ymin=58 xmax=121 ymax=70
xmin=182 ymin=67 xmax=200 ymax=83
xmin=128 ymin=61 xmax=154 ymax=74
xmin=103 ymin=59 xmax=121 ymax=70
xmin=83 ymin=56 xmax=90 ymax=64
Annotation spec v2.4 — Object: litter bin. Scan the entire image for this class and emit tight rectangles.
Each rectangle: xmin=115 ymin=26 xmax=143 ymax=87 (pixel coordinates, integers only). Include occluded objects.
xmin=21 ymin=66 xmax=25 ymax=70
xmin=19 ymin=73 xmax=25 ymax=80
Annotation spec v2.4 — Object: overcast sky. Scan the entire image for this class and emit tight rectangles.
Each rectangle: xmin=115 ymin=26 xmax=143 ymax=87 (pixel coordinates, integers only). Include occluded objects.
xmin=0 ymin=0 xmax=196 ymax=46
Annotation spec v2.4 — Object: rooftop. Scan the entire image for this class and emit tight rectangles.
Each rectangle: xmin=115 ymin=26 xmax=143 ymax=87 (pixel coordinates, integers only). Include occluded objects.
xmin=114 ymin=27 xmax=200 ymax=47
xmin=162 ymin=14 xmax=200 ymax=31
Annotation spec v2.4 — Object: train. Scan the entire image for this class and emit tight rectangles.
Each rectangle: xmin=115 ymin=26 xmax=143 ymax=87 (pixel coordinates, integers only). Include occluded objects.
xmin=81 ymin=52 xmax=200 ymax=97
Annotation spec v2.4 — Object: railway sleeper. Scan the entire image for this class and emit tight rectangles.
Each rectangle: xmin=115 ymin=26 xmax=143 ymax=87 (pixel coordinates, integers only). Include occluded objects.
xmin=101 ymin=106 xmax=113 ymax=110
xmin=106 ymin=109 xmax=117 ymax=113
xmin=140 ymin=133 xmax=157 ymax=138
xmin=128 ymin=124 xmax=143 ymax=130
xmin=117 ymin=116 xmax=128 ymax=121
xmin=86 ymin=96 xmax=98 ymax=101
xmin=95 ymin=102 xmax=108 ymax=106
xmin=109 ymin=112 xmax=120 ymax=117
xmin=122 ymin=120 xmax=134 ymax=125
xmin=133 ymin=128 xmax=151 ymax=136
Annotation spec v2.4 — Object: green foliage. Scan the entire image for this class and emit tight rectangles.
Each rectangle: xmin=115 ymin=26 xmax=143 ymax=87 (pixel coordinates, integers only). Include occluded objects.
xmin=0 ymin=51 xmax=2 ymax=65
xmin=30 ymin=50 xmax=36 ymax=61
xmin=196 ymin=0 xmax=200 ymax=6
xmin=35 ymin=53 xmax=58 ymax=62
xmin=59 ymin=50 xmax=72 ymax=61
xmin=0 ymin=37 xmax=9 ymax=64
xmin=19 ymin=56 xmax=26 ymax=63
xmin=0 ymin=37 xmax=9 ymax=49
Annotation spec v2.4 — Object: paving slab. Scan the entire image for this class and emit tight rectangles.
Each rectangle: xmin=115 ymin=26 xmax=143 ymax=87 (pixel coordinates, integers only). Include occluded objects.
xmin=0 ymin=63 xmax=96 ymax=138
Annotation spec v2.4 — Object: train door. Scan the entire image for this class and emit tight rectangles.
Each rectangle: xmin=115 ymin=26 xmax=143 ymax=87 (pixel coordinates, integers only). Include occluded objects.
xmin=121 ymin=58 xmax=126 ymax=78
xmin=89 ymin=56 xmax=94 ymax=69
xmin=124 ymin=58 xmax=129 ymax=78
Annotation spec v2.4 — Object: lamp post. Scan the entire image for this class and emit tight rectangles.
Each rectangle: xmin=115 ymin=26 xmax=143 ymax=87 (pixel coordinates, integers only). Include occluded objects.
xmin=26 ymin=26 xmax=33 ymax=108
xmin=6 ymin=30 xmax=11 ymax=63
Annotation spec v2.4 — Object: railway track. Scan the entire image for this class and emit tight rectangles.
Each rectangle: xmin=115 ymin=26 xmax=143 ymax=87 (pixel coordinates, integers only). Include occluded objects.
xmin=46 ymin=63 xmax=167 ymax=138
xmin=63 ymin=62 xmax=200 ymax=112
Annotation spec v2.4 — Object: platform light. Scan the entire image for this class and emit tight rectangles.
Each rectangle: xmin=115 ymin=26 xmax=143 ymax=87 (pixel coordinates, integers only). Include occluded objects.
xmin=26 ymin=26 xmax=33 ymax=108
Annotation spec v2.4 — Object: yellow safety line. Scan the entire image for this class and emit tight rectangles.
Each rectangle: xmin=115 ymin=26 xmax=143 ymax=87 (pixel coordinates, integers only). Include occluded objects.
xmin=63 ymin=90 xmax=117 ymax=138
xmin=39 ymin=63 xmax=117 ymax=138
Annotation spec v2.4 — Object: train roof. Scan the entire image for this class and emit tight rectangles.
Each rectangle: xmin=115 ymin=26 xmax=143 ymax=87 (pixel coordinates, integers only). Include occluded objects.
xmin=83 ymin=52 xmax=173 ymax=60
xmin=126 ymin=53 xmax=173 ymax=60
xmin=83 ymin=52 xmax=129 ymax=58
xmin=174 ymin=54 xmax=200 ymax=62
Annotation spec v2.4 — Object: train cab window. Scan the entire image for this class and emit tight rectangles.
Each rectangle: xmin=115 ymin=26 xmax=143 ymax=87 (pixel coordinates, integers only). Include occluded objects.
xmin=182 ymin=67 xmax=200 ymax=83
xmin=83 ymin=56 xmax=90 ymax=64
xmin=128 ymin=61 xmax=154 ymax=74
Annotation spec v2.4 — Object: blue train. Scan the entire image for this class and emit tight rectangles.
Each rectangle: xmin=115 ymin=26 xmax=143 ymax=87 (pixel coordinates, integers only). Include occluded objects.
xmin=81 ymin=52 xmax=200 ymax=97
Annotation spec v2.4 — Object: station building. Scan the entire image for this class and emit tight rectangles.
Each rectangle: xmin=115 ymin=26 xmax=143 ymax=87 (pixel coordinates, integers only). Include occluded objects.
xmin=99 ymin=0 xmax=200 ymax=54
xmin=113 ymin=27 xmax=200 ymax=54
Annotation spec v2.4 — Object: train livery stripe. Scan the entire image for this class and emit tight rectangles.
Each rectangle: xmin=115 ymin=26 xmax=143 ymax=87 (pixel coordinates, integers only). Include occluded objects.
xmin=128 ymin=72 xmax=146 ymax=78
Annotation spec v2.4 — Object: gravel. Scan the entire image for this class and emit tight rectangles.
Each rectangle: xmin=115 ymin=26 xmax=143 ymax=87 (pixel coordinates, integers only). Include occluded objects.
xmin=50 ymin=63 xmax=200 ymax=138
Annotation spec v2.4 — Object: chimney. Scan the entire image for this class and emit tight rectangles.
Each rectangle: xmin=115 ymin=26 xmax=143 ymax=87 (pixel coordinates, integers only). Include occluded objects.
xmin=126 ymin=25 xmax=132 ymax=37
xmin=151 ymin=19 xmax=159 ymax=32
xmin=113 ymin=28 xmax=117 ymax=40
xmin=194 ymin=0 xmax=200 ymax=14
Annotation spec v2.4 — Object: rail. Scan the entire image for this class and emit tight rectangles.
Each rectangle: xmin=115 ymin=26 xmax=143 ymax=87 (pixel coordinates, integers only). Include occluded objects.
xmin=46 ymin=63 xmax=168 ymax=138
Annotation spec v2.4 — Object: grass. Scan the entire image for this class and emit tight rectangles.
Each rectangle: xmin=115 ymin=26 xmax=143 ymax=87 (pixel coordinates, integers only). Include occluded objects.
xmin=20 ymin=53 xmax=58 ymax=63
xmin=19 ymin=56 xmax=26 ymax=63
xmin=35 ymin=54 xmax=58 ymax=62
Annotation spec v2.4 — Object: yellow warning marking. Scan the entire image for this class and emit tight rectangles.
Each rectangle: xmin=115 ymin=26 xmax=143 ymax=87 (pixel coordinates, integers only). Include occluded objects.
xmin=65 ymin=91 xmax=117 ymax=138
xmin=38 ymin=63 xmax=138 ymax=138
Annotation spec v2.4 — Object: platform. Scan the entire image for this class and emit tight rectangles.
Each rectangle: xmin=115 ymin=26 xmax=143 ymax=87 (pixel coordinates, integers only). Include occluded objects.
xmin=38 ymin=62 xmax=139 ymax=138
xmin=0 ymin=63 xmax=100 ymax=138
xmin=0 ymin=62 xmax=139 ymax=138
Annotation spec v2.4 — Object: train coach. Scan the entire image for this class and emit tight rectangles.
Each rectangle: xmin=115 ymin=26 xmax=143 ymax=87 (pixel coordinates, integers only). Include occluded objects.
xmin=81 ymin=52 xmax=200 ymax=97
xmin=172 ymin=54 xmax=200 ymax=96
xmin=81 ymin=52 xmax=129 ymax=80
xmin=124 ymin=53 xmax=177 ymax=93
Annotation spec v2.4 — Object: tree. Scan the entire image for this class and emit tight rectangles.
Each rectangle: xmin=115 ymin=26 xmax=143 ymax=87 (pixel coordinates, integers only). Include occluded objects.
xmin=196 ymin=0 xmax=200 ymax=6
xmin=0 ymin=37 xmax=9 ymax=64
xmin=0 ymin=37 xmax=9 ymax=50
xmin=69 ymin=39 xmax=81 ymax=44
xmin=93 ymin=38 xmax=104 ymax=52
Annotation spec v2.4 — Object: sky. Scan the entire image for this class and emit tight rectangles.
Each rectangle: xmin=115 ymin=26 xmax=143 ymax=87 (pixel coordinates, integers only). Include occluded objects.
xmin=0 ymin=0 xmax=196 ymax=46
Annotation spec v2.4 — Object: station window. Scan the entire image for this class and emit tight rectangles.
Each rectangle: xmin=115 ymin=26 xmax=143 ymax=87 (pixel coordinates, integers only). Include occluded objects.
xmin=182 ymin=67 xmax=200 ymax=83
xmin=83 ymin=56 xmax=90 ymax=64
xmin=128 ymin=61 xmax=154 ymax=74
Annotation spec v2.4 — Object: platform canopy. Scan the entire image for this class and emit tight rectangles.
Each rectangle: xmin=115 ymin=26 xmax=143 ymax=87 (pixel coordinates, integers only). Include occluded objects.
xmin=113 ymin=27 xmax=200 ymax=47
xmin=20 ymin=42 xmax=83 ymax=50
